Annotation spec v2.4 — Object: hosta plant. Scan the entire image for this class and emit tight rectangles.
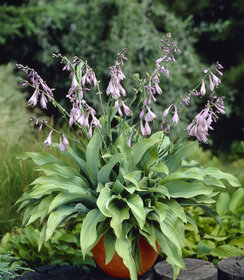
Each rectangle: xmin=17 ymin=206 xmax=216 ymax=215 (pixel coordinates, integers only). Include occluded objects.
xmin=16 ymin=34 xmax=240 ymax=280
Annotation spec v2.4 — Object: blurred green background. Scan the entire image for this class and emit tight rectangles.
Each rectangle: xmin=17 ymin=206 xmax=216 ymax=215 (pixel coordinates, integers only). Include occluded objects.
xmin=0 ymin=0 xmax=243 ymax=240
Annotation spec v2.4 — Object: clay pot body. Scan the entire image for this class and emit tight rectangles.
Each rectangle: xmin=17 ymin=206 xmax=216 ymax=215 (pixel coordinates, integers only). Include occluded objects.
xmin=92 ymin=235 xmax=159 ymax=278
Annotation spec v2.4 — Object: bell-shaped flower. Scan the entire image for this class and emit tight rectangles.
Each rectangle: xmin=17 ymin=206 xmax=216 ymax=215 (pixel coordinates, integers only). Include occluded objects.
xmin=162 ymin=104 xmax=173 ymax=118
xmin=140 ymin=120 xmax=146 ymax=136
xmin=121 ymin=101 xmax=131 ymax=116
xmin=209 ymin=75 xmax=215 ymax=92
xmin=172 ymin=105 xmax=179 ymax=123
xmin=211 ymin=72 xmax=221 ymax=86
xmin=115 ymin=100 xmax=123 ymax=116
xmin=88 ymin=126 xmax=93 ymax=139
xmin=144 ymin=121 xmax=151 ymax=135
xmin=145 ymin=107 xmax=157 ymax=122
xmin=44 ymin=130 xmax=53 ymax=147
xmin=28 ymin=88 xmax=39 ymax=107
xmin=200 ymin=79 xmax=206 ymax=96
xmin=40 ymin=93 xmax=48 ymax=109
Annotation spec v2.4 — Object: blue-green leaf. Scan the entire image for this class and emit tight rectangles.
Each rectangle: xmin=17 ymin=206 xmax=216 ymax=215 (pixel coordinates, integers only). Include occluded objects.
xmin=80 ymin=209 xmax=106 ymax=258
xmin=126 ymin=194 xmax=146 ymax=229
xmin=229 ymin=188 xmax=244 ymax=214
xmin=132 ymin=138 xmax=161 ymax=165
xmin=17 ymin=152 xmax=67 ymax=166
xmin=115 ymin=229 xmax=137 ymax=280
xmin=165 ymin=181 xmax=213 ymax=198
xmin=104 ymin=230 xmax=116 ymax=265
xmin=166 ymin=141 xmax=199 ymax=173
xmin=86 ymin=133 xmax=101 ymax=186
xmin=46 ymin=205 xmax=76 ymax=241
xmin=98 ymin=153 xmax=121 ymax=184
xmin=124 ymin=171 xmax=142 ymax=188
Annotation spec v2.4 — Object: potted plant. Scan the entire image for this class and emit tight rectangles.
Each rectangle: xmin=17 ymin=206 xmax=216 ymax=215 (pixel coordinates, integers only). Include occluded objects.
xmin=16 ymin=33 xmax=240 ymax=280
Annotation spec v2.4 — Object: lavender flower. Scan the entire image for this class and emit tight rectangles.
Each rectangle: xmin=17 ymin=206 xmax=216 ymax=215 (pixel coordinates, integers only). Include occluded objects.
xmin=59 ymin=133 xmax=69 ymax=152
xmin=44 ymin=130 xmax=53 ymax=147
xmin=210 ymin=72 xmax=221 ymax=87
xmin=162 ymin=104 xmax=173 ymax=118
xmin=145 ymin=107 xmax=157 ymax=122
xmin=172 ymin=105 xmax=179 ymax=123
xmin=200 ymin=79 xmax=206 ymax=96
xmin=209 ymin=75 xmax=215 ymax=92
xmin=17 ymin=64 xmax=53 ymax=109
xmin=28 ymin=88 xmax=40 ymax=107
xmin=182 ymin=96 xmax=190 ymax=106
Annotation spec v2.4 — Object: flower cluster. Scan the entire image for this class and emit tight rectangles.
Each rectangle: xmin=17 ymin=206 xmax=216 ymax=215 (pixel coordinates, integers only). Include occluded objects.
xmin=58 ymin=55 xmax=101 ymax=138
xmin=16 ymin=64 xmax=53 ymax=109
xmin=184 ymin=62 xmax=225 ymax=143
xmin=17 ymin=34 xmax=225 ymax=151
xmin=106 ymin=48 xmax=131 ymax=117
xmin=139 ymin=33 xmax=181 ymax=136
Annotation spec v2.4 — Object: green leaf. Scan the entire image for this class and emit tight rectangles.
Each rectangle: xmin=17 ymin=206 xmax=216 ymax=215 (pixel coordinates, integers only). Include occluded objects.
xmin=24 ymin=226 xmax=39 ymax=248
xmin=203 ymin=234 xmax=228 ymax=242
xmin=193 ymin=195 xmax=216 ymax=204
xmin=185 ymin=212 xmax=197 ymax=229
xmin=160 ymin=170 xmax=204 ymax=184
xmin=104 ymin=230 xmax=116 ymax=265
xmin=35 ymin=163 xmax=80 ymax=178
xmin=62 ymin=145 xmax=87 ymax=176
xmin=197 ymin=240 xmax=215 ymax=257
xmin=166 ymin=141 xmax=199 ymax=173
xmin=80 ymin=209 xmax=106 ymax=258
xmin=124 ymin=171 xmax=142 ymax=188
xmin=139 ymin=145 xmax=159 ymax=171
xmin=46 ymin=205 xmax=76 ymax=241
xmin=97 ymin=186 xmax=113 ymax=217
xmin=17 ymin=152 xmax=67 ymax=166
xmin=150 ymin=162 xmax=169 ymax=175
xmin=152 ymin=202 xmax=166 ymax=223
xmin=139 ymin=224 xmax=157 ymax=251
xmin=98 ymin=154 xmax=121 ymax=184
xmin=159 ymin=212 xmax=185 ymax=251
xmin=148 ymin=185 xmax=170 ymax=198
xmin=155 ymin=229 xmax=185 ymax=269
xmin=201 ymin=205 xmax=222 ymax=226
xmin=26 ymin=195 xmax=54 ymax=225
xmin=48 ymin=192 xmax=89 ymax=213
xmin=165 ymin=181 xmax=213 ymax=198
xmin=18 ymin=184 xmax=67 ymax=201
xmin=132 ymin=138 xmax=161 ymax=165
xmin=107 ymin=199 xmax=130 ymax=238
xmin=228 ymin=236 xmax=244 ymax=246
xmin=216 ymin=192 xmax=230 ymax=216
xmin=31 ymin=174 xmax=89 ymax=191
xmin=115 ymin=234 xmax=137 ymax=280
xmin=199 ymin=167 xmax=241 ymax=187
xmin=229 ymin=188 xmax=244 ymax=214
xmin=126 ymin=194 xmax=146 ymax=229
xmin=86 ymin=133 xmax=101 ymax=186
xmin=117 ymin=133 xmax=136 ymax=175
xmin=203 ymin=175 xmax=226 ymax=188
xmin=210 ymin=245 xmax=244 ymax=259
xmin=38 ymin=223 xmax=47 ymax=251
xmin=112 ymin=180 xmax=125 ymax=194
xmin=164 ymin=200 xmax=187 ymax=223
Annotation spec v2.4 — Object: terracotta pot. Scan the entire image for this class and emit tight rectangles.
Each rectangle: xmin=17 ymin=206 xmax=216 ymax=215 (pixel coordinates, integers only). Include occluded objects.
xmin=92 ymin=235 xmax=159 ymax=278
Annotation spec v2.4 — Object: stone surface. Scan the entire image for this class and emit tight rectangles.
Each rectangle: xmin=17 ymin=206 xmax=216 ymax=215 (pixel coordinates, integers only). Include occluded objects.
xmin=154 ymin=258 xmax=217 ymax=280
xmin=13 ymin=264 xmax=88 ymax=280
xmin=218 ymin=256 xmax=244 ymax=280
